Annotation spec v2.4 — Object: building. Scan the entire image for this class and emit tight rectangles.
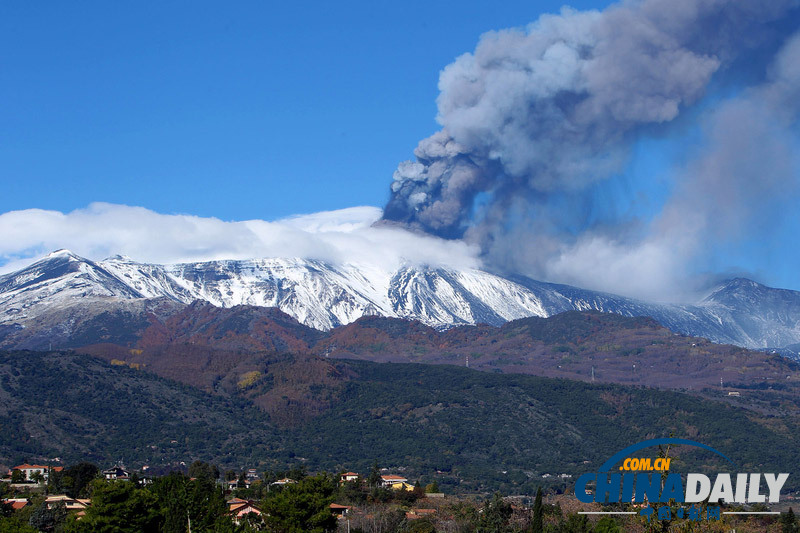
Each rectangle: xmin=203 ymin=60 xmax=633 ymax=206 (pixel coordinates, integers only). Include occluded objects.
xmin=228 ymin=498 xmax=263 ymax=524
xmin=227 ymin=478 xmax=253 ymax=490
xmin=45 ymin=495 xmax=91 ymax=511
xmin=102 ymin=466 xmax=131 ymax=481
xmin=380 ymin=475 xmax=414 ymax=491
xmin=270 ymin=478 xmax=297 ymax=486
xmin=339 ymin=472 xmax=359 ymax=483
xmin=2 ymin=498 xmax=29 ymax=510
xmin=10 ymin=464 xmax=59 ymax=482
xmin=330 ymin=503 xmax=352 ymax=518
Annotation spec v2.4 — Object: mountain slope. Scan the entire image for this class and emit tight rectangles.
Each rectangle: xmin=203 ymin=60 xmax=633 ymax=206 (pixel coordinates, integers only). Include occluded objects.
xmin=697 ymin=278 xmax=800 ymax=349
xmin=2 ymin=251 xmax=800 ymax=350
xmin=314 ymin=311 xmax=800 ymax=392
xmin=12 ymin=301 xmax=790 ymax=407
xmin=0 ymin=350 xmax=280 ymax=467
xmin=0 ymin=251 xmax=144 ymax=325
xmin=292 ymin=359 xmax=800 ymax=493
xmin=3 ymin=349 xmax=800 ymax=494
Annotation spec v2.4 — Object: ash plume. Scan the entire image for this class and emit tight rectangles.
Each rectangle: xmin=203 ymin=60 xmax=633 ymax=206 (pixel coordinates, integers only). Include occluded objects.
xmin=381 ymin=0 xmax=800 ymax=300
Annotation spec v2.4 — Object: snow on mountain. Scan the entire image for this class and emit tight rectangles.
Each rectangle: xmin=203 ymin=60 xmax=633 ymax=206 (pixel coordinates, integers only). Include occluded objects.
xmin=101 ymin=255 xmax=547 ymax=330
xmin=695 ymin=278 xmax=800 ymax=349
xmin=0 ymin=250 xmax=143 ymax=324
xmin=2 ymin=250 xmax=800 ymax=351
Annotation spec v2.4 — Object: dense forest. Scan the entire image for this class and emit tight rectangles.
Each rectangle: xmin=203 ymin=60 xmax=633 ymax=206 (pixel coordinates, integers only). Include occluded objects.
xmin=2 ymin=350 xmax=799 ymax=495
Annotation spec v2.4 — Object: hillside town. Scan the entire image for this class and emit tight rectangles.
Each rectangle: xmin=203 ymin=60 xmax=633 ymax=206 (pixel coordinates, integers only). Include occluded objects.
xmin=1 ymin=461 xmax=456 ymax=532
xmin=2 ymin=460 xmax=797 ymax=532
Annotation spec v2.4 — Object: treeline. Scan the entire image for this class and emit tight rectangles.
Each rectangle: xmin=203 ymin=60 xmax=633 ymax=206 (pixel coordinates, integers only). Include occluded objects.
xmin=2 ymin=467 xmax=252 ymax=532
xmin=5 ymin=462 xmax=798 ymax=533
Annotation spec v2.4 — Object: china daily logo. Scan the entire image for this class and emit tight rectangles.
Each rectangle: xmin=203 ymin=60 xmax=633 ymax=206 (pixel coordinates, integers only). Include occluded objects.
xmin=573 ymin=438 xmax=789 ymax=522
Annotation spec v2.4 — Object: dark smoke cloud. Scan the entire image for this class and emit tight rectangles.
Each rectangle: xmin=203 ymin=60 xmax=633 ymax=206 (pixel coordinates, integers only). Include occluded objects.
xmin=381 ymin=0 xmax=800 ymax=300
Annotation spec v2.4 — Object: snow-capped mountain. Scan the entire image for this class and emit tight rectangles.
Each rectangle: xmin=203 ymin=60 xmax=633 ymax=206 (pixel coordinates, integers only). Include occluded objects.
xmin=0 ymin=250 xmax=143 ymax=323
xmin=2 ymin=249 xmax=800 ymax=351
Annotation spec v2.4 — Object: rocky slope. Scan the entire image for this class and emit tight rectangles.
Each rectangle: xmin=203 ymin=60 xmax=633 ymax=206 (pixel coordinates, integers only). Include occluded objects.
xmin=2 ymin=250 xmax=800 ymax=351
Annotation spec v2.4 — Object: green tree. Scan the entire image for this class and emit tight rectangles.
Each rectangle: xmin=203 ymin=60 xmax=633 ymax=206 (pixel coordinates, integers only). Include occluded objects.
xmin=425 ymin=481 xmax=439 ymax=494
xmin=29 ymin=501 xmax=66 ymax=532
xmin=450 ymin=501 xmax=480 ymax=530
xmin=151 ymin=473 xmax=189 ymax=533
xmin=367 ymin=462 xmax=382 ymax=488
xmin=368 ymin=487 xmax=393 ymax=503
xmin=185 ymin=476 xmax=230 ymax=531
xmin=478 ymin=493 xmax=512 ymax=532
xmin=406 ymin=518 xmax=436 ymax=533
xmin=188 ymin=460 xmax=219 ymax=482
xmin=0 ymin=515 xmax=37 ymax=533
xmin=286 ymin=465 xmax=307 ymax=482
xmin=263 ymin=473 xmax=338 ymax=533
xmin=531 ymin=487 xmax=543 ymax=533
xmin=593 ymin=516 xmax=621 ymax=533
xmin=10 ymin=470 xmax=24 ymax=483
xmin=782 ymin=508 xmax=799 ymax=533
xmin=561 ymin=513 xmax=590 ymax=533
xmin=62 ymin=463 xmax=99 ymax=498
xmin=338 ymin=479 xmax=366 ymax=504
xmin=151 ymin=472 xmax=231 ymax=533
xmin=65 ymin=480 xmax=161 ymax=533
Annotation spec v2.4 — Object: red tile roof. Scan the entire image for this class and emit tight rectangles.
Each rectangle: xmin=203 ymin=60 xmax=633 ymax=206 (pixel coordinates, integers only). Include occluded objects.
xmin=229 ymin=502 xmax=262 ymax=516
xmin=11 ymin=501 xmax=28 ymax=510
xmin=330 ymin=503 xmax=352 ymax=509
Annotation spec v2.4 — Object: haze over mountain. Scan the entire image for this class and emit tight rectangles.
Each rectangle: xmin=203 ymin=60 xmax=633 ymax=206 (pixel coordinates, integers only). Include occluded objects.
xmin=2 ymin=249 xmax=800 ymax=354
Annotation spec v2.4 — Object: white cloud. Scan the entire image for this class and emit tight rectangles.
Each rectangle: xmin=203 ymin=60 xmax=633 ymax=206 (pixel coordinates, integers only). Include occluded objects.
xmin=0 ymin=202 xmax=481 ymax=274
xmin=278 ymin=206 xmax=382 ymax=233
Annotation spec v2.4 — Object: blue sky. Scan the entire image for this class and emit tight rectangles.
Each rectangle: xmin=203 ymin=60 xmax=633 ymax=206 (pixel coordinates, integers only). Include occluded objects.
xmin=1 ymin=0 xmax=611 ymax=221
xmin=1 ymin=1 xmax=798 ymax=297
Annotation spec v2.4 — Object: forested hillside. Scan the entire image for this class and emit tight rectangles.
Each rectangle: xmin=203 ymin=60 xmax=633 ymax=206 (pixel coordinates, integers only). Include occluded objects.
xmin=3 ymin=350 xmax=799 ymax=494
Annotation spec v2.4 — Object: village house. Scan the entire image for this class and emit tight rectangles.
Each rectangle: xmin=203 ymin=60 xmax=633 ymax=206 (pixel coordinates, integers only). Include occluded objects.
xmin=380 ymin=475 xmax=414 ymax=491
xmin=102 ymin=466 xmax=130 ymax=481
xmin=2 ymin=498 xmax=29 ymax=511
xmin=227 ymin=498 xmax=262 ymax=524
xmin=329 ymin=503 xmax=352 ymax=518
xmin=226 ymin=477 xmax=254 ymax=490
xmin=270 ymin=478 xmax=297 ymax=486
xmin=45 ymin=495 xmax=91 ymax=511
xmin=9 ymin=464 xmax=61 ymax=482
xmin=339 ymin=472 xmax=359 ymax=483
